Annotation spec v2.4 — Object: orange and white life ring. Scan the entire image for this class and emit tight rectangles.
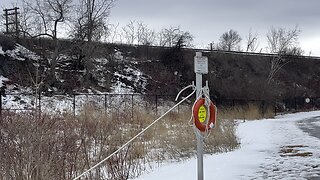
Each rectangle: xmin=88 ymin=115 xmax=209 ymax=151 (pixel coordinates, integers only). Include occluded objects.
xmin=193 ymin=98 xmax=217 ymax=132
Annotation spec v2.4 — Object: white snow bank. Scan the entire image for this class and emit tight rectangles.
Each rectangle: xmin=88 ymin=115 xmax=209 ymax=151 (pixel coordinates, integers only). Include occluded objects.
xmin=0 ymin=76 xmax=9 ymax=88
xmin=132 ymin=111 xmax=320 ymax=180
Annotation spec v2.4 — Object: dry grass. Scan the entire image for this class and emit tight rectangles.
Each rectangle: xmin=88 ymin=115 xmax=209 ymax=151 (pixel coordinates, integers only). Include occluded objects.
xmin=219 ymin=102 xmax=274 ymax=120
xmin=0 ymin=101 xmax=271 ymax=179
xmin=279 ymin=145 xmax=313 ymax=157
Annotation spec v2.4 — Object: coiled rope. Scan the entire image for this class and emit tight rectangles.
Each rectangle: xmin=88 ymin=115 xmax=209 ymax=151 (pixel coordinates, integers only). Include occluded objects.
xmin=189 ymin=84 xmax=217 ymax=138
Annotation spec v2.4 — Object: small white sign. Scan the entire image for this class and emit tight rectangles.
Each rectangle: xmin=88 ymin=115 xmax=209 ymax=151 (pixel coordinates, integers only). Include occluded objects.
xmin=194 ymin=56 xmax=208 ymax=74
xmin=305 ymin=98 xmax=311 ymax=104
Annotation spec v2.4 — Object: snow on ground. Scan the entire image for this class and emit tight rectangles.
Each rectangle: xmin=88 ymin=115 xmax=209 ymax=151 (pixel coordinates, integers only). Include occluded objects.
xmin=133 ymin=111 xmax=320 ymax=180
xmin=0 ymin=76 xmax=9 ymax=88
xmin=0 ymin=45 xmax=5 ymax=55
xmin=111 ymin=81 xmax=134 ymax=93
xmin=111 ymin=65 xmax=148 ymax=93
xmin=3 ymin=44 xmax=40 ymax=61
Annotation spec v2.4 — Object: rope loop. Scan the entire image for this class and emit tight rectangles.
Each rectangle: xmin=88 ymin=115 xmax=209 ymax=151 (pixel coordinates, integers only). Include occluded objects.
xmin=192 ymin=85 xmax=217 ymax=139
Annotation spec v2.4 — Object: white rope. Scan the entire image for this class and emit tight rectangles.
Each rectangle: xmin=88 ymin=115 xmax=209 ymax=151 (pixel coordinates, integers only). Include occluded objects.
xmin=73 ymin=88 xmax=196 ymax=180
xmin=175 ymin=83 xmax=195 ymax=101
xmin=191 ymin=85 xmax=218 ymax=139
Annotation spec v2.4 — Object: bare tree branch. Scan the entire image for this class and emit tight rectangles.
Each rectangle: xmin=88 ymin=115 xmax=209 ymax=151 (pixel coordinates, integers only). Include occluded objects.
xmin=266 ymin=25 xmax=301 ymax=83
xmin=158 ymin=26 xmax=193 ymax=47
xmin=21 ymin=0 xmax=72 ymax=87
xmin=246 ymin=29 xmax=259 ymax=52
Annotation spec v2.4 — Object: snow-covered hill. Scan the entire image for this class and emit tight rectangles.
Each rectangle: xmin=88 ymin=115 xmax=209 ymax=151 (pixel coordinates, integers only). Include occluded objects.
xmin=0 ymin=38 xmax=157 ymax=112
xmin=1 ymin=34 xmax=320 ymax=112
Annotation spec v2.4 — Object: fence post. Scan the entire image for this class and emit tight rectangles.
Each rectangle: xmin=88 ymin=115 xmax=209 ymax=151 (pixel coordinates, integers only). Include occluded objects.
xmin=261 ymin=100 xmax=265 ymax=118
xmin=155 ymin=95 xmax=158 ymax=116
xmin=131 ymin=94 xmax=134 ymax=120
xmin=0 ymin=93 xmax=2 ymax=122
xmin=104 ymin=94 xmax=107 ymax=111
xmin=73 ymin=94 xmax=76 ymax=117
xmin=38 ymin=92 xmax=41 ymax=119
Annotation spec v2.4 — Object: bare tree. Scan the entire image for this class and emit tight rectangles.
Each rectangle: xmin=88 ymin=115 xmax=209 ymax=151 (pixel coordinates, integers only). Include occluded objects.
xmin=158 ymin=26 xmax=193 ymax=47
xmin=266 ymin=25 xmax=301 ymax=83
xmin=21 ymin=0 xmax=72 ymax=86
xmin=122 ymin=20 xmax=136 ymax=44
xmin=246 ymin=29 xmax=259 ymax=52
xmin=70 ymin=0 xmax=115 ymax=86
xmin=105 ymin=23 xmax=122 ymax=43
xmin=18 ymin=5 xmax=33 ymax=38
xmin=218 ymin=29 xmax=242 ymax=51
xmin=72 ymin=0 xmax=115 ymax=42
xmin=136 ymin=21 xmax=156 ymax=45
xmin=121 ymin=20 xmax=156 ymax=45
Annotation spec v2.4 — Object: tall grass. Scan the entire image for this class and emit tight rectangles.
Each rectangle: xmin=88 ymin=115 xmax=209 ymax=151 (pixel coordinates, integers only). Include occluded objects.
xmin=0 ymin=102 xmax=270 ymax=179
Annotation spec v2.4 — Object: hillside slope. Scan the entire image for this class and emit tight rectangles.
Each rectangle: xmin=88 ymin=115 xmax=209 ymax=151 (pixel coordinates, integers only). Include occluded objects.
xmin=1 ymin=34 xmax=320 ymax=105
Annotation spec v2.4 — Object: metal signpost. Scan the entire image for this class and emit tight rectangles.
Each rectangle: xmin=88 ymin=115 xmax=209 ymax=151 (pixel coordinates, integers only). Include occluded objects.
xmin=194 ymin=52 xmax=208 ymax=180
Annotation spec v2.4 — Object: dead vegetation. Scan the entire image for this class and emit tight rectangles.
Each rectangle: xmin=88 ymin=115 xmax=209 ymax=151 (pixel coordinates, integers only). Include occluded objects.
xmin=0 ymin=101 xmax=268 ymax=179
xmin=219 ymin=102 xmax=274 ymax=120
xmin=279 ymin=145 xmax=313 ymax=157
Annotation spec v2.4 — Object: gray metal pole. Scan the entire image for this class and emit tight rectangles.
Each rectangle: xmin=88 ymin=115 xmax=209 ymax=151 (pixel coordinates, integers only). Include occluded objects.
xmin=195 ymin=52 xmax=204 ymax=180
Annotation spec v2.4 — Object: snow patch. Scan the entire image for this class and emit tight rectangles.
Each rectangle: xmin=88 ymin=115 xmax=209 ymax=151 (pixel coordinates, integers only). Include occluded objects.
xmin=4 ymin=44 xmax=41 ymax=61
xmin=0 ymin=76 xmax=9 ymax=88
xmin=0 ymin=45 xmax=4 ymax=55
xmin=94 ymin=58 xmax=109 ymax=65
xmin=111 ymin=81 xmax=134 ymax=93
xmin=111 ymin=65 xmax=148 ymax=93
xmin=114 ymin=51 xmax=124 ymax=61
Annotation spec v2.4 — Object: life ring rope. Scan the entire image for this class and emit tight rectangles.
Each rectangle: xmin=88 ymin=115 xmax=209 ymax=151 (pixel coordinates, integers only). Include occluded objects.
xmin=191 ymin=87 xmax=217 ymax=134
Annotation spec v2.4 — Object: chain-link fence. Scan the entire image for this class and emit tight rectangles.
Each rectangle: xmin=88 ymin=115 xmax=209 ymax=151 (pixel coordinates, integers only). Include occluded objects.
xmin=0 ymin=93 xmax=185 ymax=119
xmin=1 ymin=93 xmax=319 ymax=120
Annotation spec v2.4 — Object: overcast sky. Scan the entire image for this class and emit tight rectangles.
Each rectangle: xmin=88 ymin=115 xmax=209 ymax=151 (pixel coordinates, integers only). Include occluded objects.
xmin=2 ymin=0 xmax=320 ymax=56
xmin=110 ymin=0 xmax=320 ymax=55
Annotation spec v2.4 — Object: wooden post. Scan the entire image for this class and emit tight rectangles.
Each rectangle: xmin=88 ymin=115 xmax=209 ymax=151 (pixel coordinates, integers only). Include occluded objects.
xmin=3 ymin=7 xmax=20 ymax=37
xmin=4 ymin=9 xmax=9 ymax=34
xmin=15 ymin=7 xmax=19 ymax=37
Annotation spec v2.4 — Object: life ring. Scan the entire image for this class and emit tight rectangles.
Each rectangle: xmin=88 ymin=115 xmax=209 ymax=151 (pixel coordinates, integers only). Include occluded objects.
xmin=193 ymin=98 xmax=216 ymax=132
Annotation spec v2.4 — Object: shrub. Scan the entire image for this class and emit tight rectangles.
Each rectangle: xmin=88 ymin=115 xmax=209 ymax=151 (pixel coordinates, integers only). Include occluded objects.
xmin=0 ymin=33 xmax=16 ymax=51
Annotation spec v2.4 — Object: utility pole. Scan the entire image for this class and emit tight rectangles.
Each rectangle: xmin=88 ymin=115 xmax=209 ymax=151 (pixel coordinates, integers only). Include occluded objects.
xmin=3 ymin=7 xmax=20 ymax=37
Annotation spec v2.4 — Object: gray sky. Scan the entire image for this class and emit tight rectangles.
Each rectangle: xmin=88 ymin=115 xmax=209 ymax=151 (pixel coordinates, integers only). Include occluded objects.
xmin=110 ymin=0 xmax=320 ymax=55
xmin=2 ymin=0 xmax=320 ymax=55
